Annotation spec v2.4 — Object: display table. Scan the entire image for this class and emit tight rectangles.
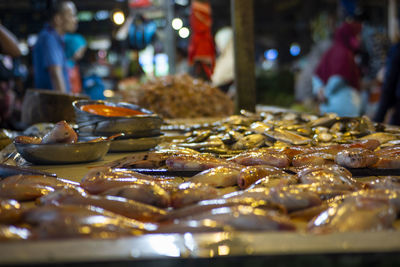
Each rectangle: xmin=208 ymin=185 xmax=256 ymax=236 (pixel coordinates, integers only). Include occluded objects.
xmin=0 ymin=152 xmax=397 ymax=266
xmin=28 ymin=153 xmax=130 ymax=182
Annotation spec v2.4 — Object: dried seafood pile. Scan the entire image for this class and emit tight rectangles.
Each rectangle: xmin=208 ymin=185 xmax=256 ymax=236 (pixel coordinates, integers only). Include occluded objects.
xmin=121 ymin=74 xmax=234 ymax=118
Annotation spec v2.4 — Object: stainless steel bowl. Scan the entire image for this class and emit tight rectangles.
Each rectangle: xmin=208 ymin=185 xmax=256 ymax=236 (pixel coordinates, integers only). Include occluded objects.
xmin=72 ymin=100 xmax=163 ymax=137
xmin=14 ymin=140 xmax=111 ymax=165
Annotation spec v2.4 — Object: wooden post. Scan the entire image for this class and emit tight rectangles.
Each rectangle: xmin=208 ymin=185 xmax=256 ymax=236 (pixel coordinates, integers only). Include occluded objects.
xmin=231 ymin=0 xmax=256 ymax=113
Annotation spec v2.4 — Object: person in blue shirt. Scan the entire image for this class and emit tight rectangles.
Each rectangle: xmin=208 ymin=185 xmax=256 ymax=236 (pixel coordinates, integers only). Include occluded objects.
xmin=33 ymin=0 xmax=77 ymax=93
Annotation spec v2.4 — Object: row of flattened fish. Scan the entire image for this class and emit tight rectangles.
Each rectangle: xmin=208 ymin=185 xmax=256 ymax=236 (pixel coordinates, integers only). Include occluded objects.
xmin=2 ymin=112 xmax=400 ymax=240
xmin=1 ymin=147 xmax=400 ymax=240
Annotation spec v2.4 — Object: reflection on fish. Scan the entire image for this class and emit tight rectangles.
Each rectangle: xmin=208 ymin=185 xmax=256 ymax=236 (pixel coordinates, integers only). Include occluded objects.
xmin=0 ymin=225 xmax=31 ymax=241
xmin=308 ymin=196 xmax=396 ymax=234
xmin=237 ymin=165 xmax=284 ymax=189
xmin=100 ymin=184 xmax=170 ymax=208
xmin=249 ymin=122 xmax=272 ymax=134
xmin=0 ymin=183 xmax=54 ymax=201
xmin=223 ymin=185 xmax=321 ymax=212
xmin=287 ymin=183 xmax=354 ymax=200
xmin=292 ymin=152 xmax=335 ymax=167
xmin=166 ymin=154 xmax=241 ymax=171
xmin=247 ymin=173 xmax=298 ymax=190
xmin=366 ymin=177 xmax=400 ymax=191
xmin=373 ymin=146 xmax=400 ymax=169
xmin=265 ymin=128 xmax=311 ymax=145
xmin=171 ymin=183 xmax=221 ymax=208
xmin=1 ymin=174 xmax=79 ymax=189
xmin=81 ymin=167 xmax=180 ymax=194
xmin=231 ymin=134 xmax=266 ymax=150
xmin=189 ymin=166 xmax=239 ymax=187
xmin=360 ymin=132 xmax=398 ymax=144
xmin=290 ymin=203 xmax=329 ymax=221
xmin=186 ymin=205 xmax=296 ymax=231
xmin=0 ymin=199 xmax=22 ymax=224
xmin=263 ymin=186 xmax=322 ymax=212
xmin=24 ymin=205 xmax=154 ymax=239
xmin=38 ymin=188 xmax=167 ymax=222
xmin=229 ymin=148 xmax=290 ymax=168
xmin=297 ymin=164 xmax=358 ymax=189
xmin=164 ymin=197 xmax=280 ymax=221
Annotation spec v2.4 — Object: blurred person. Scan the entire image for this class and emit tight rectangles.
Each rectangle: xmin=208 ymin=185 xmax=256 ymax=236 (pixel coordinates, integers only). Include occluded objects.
xmin=313 ymin=20 xmax=363 ymax=117
xmin=188 ymin=0 xmax=215 ymax=81
xmin=360 ymin=21 xmax=388 ymax=118
xmin=81 ymin=49 xmax=106 ymax=100
xmin=64 ymin=33 xmax=86 ymax=94
xmin=211 ymin=27 xmax=234 ymax=96
xmin=374 ymin=0 xmax=400 ymax=125
xmin=294 ymin=12 xmax=334 ymax=105
xmin=33 ymin=0 xmax=77 ymax=93
xmin=0 ymin=23 xmax=22 ymax=129
xmin=82 ymin=73 xmax=106 ymax=101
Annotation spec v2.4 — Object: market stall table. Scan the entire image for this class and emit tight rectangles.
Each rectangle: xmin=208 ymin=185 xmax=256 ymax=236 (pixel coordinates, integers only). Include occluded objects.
xmin=2 ymin=112 xmax=400 ymax=266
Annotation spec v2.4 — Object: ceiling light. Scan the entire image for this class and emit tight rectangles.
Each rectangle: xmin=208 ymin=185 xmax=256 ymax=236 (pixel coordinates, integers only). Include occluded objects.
xmin=113 ymin=11 xmax=125 ymax=25
xmin=172 ymin=18 xmax=183 ymax=30
xmin=178 ymin=27 xmax=190 ymax=38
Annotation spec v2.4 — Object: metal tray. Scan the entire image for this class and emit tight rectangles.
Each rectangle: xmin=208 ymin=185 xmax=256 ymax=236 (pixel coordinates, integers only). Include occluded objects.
xmin=14 ymin=140 xmax=111 ymax=165
xmin=109 ymin=135 xmax=164 ymax=152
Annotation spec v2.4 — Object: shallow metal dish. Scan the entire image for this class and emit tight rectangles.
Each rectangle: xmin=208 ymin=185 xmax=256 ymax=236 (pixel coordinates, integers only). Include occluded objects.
xmin=14 ymin=140 xmax=111 ymax=165
xmin=72 ymin=100 xmax=163 ymax=137
xmin=108 ymin=135 xmax=163 ymax=152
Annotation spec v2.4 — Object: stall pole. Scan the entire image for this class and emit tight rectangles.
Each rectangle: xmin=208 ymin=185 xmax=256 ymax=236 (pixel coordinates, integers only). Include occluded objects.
xmin=231 ymin=0 xmax=256 ymax=113
xmin=165 ymin=0 xmax=176 ymax=74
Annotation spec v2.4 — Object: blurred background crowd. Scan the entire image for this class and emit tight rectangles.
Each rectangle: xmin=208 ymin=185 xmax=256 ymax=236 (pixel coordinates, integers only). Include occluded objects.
xmin=0 ymin=0 xmax=399 ymax=129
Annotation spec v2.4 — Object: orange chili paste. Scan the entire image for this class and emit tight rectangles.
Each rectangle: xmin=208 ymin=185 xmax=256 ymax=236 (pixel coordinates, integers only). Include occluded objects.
xmin=81 ymin=104 xmax=145 ymax=117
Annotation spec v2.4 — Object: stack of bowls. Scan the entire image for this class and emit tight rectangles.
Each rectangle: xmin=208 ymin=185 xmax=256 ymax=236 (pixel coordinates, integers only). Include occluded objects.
xmin=72 ymin=100 xmax=163 ymax=152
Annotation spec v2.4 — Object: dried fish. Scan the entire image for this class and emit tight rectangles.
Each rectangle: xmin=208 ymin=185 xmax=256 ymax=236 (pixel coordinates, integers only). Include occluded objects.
xmin=249 ymin=122 xmax=271 ymax=134
xmin=186 ymin=205 xmax=296 ymax=231
xmin=231 ymin=134 xmax=266 ymax=150
xmin=189 ymin=166 xmax=240 ymax=187
xmin=171 ymin=183 xmax=221 ymax=208
xmin=38 ymin=188 xmax=167 ymax=222
xmin=265 ymin=128 xmax=311 ymax=145
xmin=100 ymin=184 xmax=170 ymax=208
xmin=228 ymin=148 xmax=290 ymax=168
xmin=308 ymin=196 xmax=396 ymax=233
xmin=360 ymin=132 xmax=398 ymax=144
xmin=335 ymin=148 xmax=378 ymax=168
